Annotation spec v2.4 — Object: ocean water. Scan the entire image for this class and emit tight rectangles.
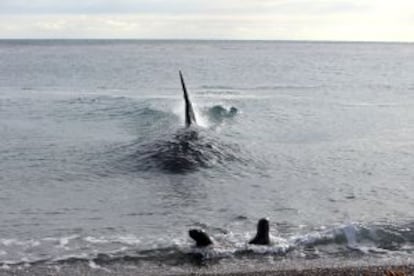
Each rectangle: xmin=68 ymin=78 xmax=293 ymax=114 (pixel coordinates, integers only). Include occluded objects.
xmin=0 ymin=40 xmax=413 ymax=272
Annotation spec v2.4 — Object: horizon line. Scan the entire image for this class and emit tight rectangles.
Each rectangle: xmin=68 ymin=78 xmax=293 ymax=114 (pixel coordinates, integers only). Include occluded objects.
xmin=0 ymin=38 xmax=413 ymax=44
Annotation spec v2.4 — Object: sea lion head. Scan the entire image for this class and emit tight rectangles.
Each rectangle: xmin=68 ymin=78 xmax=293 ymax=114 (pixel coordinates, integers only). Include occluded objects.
xmin=249 ymin=218 xmax=270 ymax=245
xmin=189 ymin=229 xmax=213 ymax=247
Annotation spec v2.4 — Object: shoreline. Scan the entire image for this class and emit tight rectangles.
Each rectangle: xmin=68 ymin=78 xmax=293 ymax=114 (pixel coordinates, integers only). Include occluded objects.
xmin=179 ymin=265 xmax=414 ymax=276
xmin=1 ymin=260 xmax=413 ymax=276
xmin=1 ymin=265 xmax=413 ymax=276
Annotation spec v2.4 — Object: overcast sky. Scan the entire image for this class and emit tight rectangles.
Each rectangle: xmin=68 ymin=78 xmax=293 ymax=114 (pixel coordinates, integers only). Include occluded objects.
xmin=0 ymin=0 xmax=413 ymax=41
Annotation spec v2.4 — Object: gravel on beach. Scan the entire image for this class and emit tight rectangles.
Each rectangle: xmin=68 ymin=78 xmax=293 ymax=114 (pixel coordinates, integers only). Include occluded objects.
xmin=0 ymin=262 xmax=413 ymax=276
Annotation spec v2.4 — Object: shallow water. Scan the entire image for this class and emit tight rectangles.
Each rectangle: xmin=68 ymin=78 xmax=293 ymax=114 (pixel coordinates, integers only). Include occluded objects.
xmin=0 ymin=40 xmax=413 ymax=268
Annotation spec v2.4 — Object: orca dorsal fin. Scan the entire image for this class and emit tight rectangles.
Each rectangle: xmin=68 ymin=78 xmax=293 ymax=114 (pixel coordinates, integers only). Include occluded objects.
xmin=179 ymin=71 xmax=197 ymax=127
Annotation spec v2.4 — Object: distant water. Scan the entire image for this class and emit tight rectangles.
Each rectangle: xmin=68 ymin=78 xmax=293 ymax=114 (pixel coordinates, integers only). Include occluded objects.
xmin=0 ymin=40 xmax=413 ymax=272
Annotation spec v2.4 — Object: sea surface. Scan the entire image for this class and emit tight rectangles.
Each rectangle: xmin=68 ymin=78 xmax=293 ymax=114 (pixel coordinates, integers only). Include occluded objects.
xmin=0 ymin=40 xmax=413 ymax=273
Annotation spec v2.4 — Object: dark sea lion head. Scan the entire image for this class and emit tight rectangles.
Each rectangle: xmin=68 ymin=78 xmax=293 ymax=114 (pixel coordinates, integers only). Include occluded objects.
xmin=229 ymin=107 xmax=238 ymax=116
xmin=189 ymin=229 xmax=213 ymax=247
xmin=257 ymin=218 xmax=269 ymax=234
xmin=249 ymin=218 xmax=270 ymax=245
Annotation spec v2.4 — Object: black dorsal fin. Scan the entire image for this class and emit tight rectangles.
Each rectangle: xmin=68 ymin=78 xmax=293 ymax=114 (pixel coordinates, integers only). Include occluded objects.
xmin=179 ymin=71 xmax=197 ymax=127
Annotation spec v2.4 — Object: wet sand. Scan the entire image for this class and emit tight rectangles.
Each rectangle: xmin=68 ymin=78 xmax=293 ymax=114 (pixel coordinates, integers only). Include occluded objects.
xmin=192 ymin=265 xmax=414 ymax=276
xmin=0 ymin=263 xmax=413 ymax=276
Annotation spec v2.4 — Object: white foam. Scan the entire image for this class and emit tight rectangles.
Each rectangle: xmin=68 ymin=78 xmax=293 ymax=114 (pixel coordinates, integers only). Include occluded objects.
xmin=58 ymin=236 xmax=78 ymax=248
xmin=0 ymin=222 xmax=409 ymax=266
xmin=84 ymin=234 xmax=141 ymax=246
xmin=289 ymin=229 xmax=335 ymax=246
xmin=343 ymin=224 xmax=358 ymax=247
xmin=193 ymin=104 xmax=209 ymax=128
xmin=0 ymin=239 xmax=40 ymax=247
xmin=172 ymin=101 xmax=210 ymax=128
xmin=43 ymin=235 xmax=79 ymax=248
xmin=88 ymin=260 xmax=111 ymax=272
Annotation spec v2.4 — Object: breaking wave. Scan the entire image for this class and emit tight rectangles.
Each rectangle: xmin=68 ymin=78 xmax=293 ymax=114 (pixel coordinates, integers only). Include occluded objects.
xmin=0 ymin=222 xmax=412 ymax=266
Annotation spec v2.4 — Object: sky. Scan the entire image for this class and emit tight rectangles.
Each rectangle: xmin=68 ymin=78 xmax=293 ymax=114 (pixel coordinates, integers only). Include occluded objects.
xmin=0 ymin=0 xmax=413 ymax=41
